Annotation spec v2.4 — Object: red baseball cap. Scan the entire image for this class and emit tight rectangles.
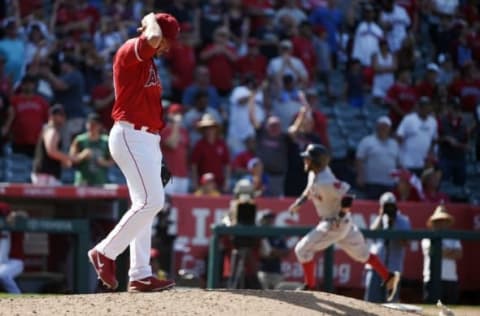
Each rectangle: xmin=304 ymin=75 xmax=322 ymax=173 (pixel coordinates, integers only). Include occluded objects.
xmin=200 ymin=173 xmax=215 ymax=185
xmin=155 ymin=13 xmax=180 ymax=42
xmin=168 ymin=103 xmax=184 ymax=114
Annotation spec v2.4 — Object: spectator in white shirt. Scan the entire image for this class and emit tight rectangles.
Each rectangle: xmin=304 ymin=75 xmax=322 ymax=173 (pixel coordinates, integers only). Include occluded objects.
xmin=396 ymin=96 xmax=438 ymax=176
xmin=422 ymin=205 xmax=462 ymax=304
xmin=274 ymin=0 xmax=308 ymax=30
xmin=267 ymin=40 xmax=308 ymax=88
xmin=227 ymin=86 xmax=265 ymax=156
xmin=380 ymin=0 xmax=411 ymax=52
xmin=356 ymin=116 xmax=400 ymax=199
xmin=352 ymin=4 xmax=384 ymax=67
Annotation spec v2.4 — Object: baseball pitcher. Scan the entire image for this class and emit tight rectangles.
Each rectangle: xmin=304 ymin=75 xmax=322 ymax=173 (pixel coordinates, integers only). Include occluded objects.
xmin=88 ymin=12 xmax=179 ymax=292
xmin=289 ymin=143 xmax=400 ymax=301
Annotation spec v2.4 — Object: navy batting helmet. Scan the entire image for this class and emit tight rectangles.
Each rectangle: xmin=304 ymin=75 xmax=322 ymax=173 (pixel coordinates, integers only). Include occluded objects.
xmin=300 ymin=143 xmax=330 ymax=168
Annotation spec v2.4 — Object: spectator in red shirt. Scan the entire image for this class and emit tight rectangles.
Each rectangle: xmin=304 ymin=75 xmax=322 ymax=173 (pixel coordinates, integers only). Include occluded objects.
xmin=160 ymin=104 xmax=190 ymax=195
xmin=54 ymin=0 xmax=100 ymax=39
xmin=165 ymin=22 xmax=197 ymax=102
xmin=191 ymin=114 xmax=231 ymax=192
xmin=391 ymin=169 xmax=422 ymax=202
xmin=236 ymin=38 xmax=268 ymax=85
xmin=461 ymin=0 xmax=479 ymax=27
xmin=243 ymin=0 xmax=274 ymax=33
xmin=385 ymin=68 xmax=417 ymax=128
xmin=304 ymin=88 xmax=330 ymax=148
xmin=232 ymin=135 xmax=257 ymax=178
xmin=415 ymin=63 xmax=440 ymax=98
xmin=292 ymin=21 xmax=317 ymax=82
xmin=200 ymin=26 xmax=238 ymax=96
xmin=3 ymin=75 xmax=49 ymax=157
xmin=449 ymin=61 xmax=480 ymax=113
xmin=91 ymin=67 xmax=114 ymax=131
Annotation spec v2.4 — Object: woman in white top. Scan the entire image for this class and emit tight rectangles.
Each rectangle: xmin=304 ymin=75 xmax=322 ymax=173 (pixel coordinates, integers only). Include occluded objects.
xmin=372 ymin=39 xmax=397 ymax=103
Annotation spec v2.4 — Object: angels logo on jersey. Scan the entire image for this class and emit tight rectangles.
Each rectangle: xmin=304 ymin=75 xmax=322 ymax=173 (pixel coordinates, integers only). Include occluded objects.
xmin=144 ymin=65 xmax=160 ymax=88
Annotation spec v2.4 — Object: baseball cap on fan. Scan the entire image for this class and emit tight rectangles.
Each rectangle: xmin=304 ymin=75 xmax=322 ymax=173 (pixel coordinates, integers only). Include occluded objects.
xmin=155 ymin=13 xmax=180 ymax=43
xmin=379 ymin=192 xmax=396 ymax=206
xmin=376 ymin=116 xmax=392 ymax=127
xmin=49 ymin=104 xmax=65 ymax=116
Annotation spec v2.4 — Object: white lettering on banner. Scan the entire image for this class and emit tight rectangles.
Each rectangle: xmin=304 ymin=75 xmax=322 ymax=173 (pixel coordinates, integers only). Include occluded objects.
xmin=410 ymin=241 xmax=419 ymax=252
xmin=474 ymin=215 xmax=480 ymax=230
xmin=281 ymin=262 xmax=304 ymax=278
xmin=214 ymin=209 xmax=229 ymax=225
xmin=23 ymin=187 xmax=56 ymax=197
xmin=75 ymin=187 xmax=118 ymax=198
xmin=192 ymin=208 xmax=210 ymax=246
xmin=337 ymin=264 xmax=351 ymax=284
xmin=351 ymin=213 xmax=368 ymax=229
xmin=287 ymin=237 xmax=299 ymax=248
xmin=180 ymin=254 xmax=205 ymax=277
xmin=168 ymin=207 xmax=178 ymax=235
xmin=180 ymin=254 xmax=195 ymax=271
xmin=174 ymin=236 xmax=191 ymax=253
xmin=317 ymin=259 xmax=352 ymax=284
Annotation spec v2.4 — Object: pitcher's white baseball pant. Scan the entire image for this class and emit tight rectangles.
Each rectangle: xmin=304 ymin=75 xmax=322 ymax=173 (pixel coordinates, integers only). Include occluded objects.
xmin=95 ymin=122 xmax=165 ymax=281
xmin=0 ymin=259 xmax=23 ymax=293
xmin=295 ymin=213 xmax=370 ymax=264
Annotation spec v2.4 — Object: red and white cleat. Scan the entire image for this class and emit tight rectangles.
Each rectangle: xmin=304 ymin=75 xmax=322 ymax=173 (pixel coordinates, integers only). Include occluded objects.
xmin=88 ymin=248 xmax=118 ymax=290
xmin=128 ymin=276 xmax=176 ymax=292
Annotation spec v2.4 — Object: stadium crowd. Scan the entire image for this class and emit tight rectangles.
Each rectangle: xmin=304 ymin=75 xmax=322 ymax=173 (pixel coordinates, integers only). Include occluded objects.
xmin=0 ymin=0 xmax=477 ymax=301
xmin=0 ymin=0 xmax=479 ymax=203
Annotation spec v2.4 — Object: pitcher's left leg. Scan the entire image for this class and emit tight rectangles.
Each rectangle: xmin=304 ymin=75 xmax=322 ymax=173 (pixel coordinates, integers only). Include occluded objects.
xmin=129 ymin=224 xmax=153 ymax=281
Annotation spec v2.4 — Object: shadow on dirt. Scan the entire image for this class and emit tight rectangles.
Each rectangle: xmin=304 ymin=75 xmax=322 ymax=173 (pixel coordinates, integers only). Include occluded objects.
xmin=221 ymin=289 xmax=387 ymax=316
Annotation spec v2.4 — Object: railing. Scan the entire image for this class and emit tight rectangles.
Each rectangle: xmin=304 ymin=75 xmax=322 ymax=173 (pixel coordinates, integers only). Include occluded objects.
xmin=207 ymin=225 xmax=480 ymax=301
xmin=0 ymin=217 xmax=91 ymax=293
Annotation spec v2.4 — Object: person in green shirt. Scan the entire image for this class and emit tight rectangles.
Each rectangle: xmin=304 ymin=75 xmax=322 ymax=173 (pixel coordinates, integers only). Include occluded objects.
xmin=69 ymin=113 xmax=114 ymax=186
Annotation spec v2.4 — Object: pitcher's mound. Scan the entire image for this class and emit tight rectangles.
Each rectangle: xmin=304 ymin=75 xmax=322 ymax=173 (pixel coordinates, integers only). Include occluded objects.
xmin=0 ymin=289 xmax=414 ymax=316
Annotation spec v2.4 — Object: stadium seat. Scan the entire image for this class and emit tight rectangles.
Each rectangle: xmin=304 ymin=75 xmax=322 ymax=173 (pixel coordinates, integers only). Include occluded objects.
xmin=4 ymin=153 xmax=33 ymax=183
xmin=0 ymin=157 xmax=4 ymax=181
xmin=108 ymin=166 xmax=126 ymax=184
xmin=61 ymin=168 xmax=75 ymax=185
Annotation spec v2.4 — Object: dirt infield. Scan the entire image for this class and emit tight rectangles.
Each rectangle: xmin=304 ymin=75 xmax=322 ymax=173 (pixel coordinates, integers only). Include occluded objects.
xmin=0 ymin=289 xmax=416 ymax=316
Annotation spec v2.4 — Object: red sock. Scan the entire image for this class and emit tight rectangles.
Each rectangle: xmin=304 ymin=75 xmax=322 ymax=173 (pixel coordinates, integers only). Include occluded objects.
xmin=366 ymin=254 xmax=389 ymax=281
xmin=302 ymin=261 xmax=316 ymax=288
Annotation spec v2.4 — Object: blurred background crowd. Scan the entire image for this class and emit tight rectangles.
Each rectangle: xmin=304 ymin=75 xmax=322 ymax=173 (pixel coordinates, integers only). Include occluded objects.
xmin=0 ymin=0 xmax=479 ymax=203
xmin=0 ymin=0 xmax=478 ymax=302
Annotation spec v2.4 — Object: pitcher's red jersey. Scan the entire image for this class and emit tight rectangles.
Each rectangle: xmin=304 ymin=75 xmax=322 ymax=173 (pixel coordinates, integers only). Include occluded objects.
xmin=111 ymin=35 xmax=165 ymax=131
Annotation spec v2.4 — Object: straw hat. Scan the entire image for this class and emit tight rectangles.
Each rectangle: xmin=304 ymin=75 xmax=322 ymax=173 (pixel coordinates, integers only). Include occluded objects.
xmin=427 ymin=204 xmax=454 ymax=228
xmin=196 ymin=113 xmax=219 ymax=129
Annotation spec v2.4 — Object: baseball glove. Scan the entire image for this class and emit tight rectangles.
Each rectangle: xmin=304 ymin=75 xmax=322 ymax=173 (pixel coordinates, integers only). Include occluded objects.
xmin=161 ymin=160 xmax=172 ymax=187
